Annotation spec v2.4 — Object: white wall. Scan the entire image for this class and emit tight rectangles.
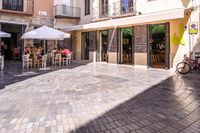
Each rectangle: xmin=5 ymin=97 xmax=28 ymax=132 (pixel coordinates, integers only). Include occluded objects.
xmin=136 ymin=0 xmax=184 ymax=15
xmin=76 ymin=0 xmax=93 ymax=25
xmin=55 ymin=0 xmax=192 ymax=29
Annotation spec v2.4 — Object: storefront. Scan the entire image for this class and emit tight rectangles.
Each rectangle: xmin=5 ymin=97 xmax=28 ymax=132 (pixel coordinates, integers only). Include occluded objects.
xmin=147 ymin=23 xmax=170 ymax=69
xmin=77 ymin=19 xmax=186 ymax=70
xmin=66 ymin=8 xmax=195 ymax=69
xmin=0 ymin=23 xmax=26 ymax=60
xmin=117 ymin=27 xmax=134 ymax=65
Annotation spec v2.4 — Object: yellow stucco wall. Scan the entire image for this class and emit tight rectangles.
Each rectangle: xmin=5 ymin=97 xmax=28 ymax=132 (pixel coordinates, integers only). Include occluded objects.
xmin=169 ymin=9 xmax=200 ymax=69
xmin=135 ymin=53 xmax=147 ymax=66
xmin=108 ymin=52 xmax=117 ymax=63
xmin=73 ymin=31 xmax=82 ymax=61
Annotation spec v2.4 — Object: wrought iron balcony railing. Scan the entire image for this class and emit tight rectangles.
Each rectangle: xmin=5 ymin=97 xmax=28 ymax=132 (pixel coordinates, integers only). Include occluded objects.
xmin=112 ymin=1 xmax=136 ymax=17
xmin=1 ymin=0 xmax=34 ymax=15
xmin=93 ymin=4 xmax=110 ymax=21
xmin=54 ymin=5 xmax=81 ymax=19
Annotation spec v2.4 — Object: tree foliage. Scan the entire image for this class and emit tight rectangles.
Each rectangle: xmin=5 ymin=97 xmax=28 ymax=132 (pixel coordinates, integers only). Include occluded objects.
xmin=151 ymin=25 xmax=166 ymax=34
xmin=121 ymin=28 xmax=132 ymax=36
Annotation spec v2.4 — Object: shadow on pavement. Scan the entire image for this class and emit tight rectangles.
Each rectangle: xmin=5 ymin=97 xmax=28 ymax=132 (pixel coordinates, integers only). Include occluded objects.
xmin=0 ymin=61 xmax=88 ymax=90
xmin=72 ymin=73 xmax=200 ymax=133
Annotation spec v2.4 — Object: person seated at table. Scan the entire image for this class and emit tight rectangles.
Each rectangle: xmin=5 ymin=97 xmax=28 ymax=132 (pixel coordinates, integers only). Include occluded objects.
xmin=51 ymin=48 xmax=57 ymax=56
xmin=24 ymin=47 xmax=30 ymax=55
xmin=62 ymin=48 xmax=70 ymax=57
xmin=36 ymin=47 xmax=44 ymax=60
xmin=0 ymin=41 xmax=5 ymax=55
xmin=41 ymin=47 xmax=44 ymax=56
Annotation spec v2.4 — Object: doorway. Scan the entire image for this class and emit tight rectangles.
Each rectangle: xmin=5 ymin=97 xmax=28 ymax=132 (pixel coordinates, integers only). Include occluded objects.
xmin=148 ymin=23 xmax=170 ymax=69
xmin=1 ymin=24 xmax=24 ymax=60
xmin=118 ymin=27 xmax=134 ymax=65
xmin=81 ymin=32 xmax=90 ymax=60
xmin=97 ymin=30 xmax=108 ymax=62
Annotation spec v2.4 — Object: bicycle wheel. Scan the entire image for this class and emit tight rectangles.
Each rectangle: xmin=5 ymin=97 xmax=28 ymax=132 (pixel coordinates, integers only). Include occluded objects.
xmin=176 ymin=62 xmax=191 ymax=74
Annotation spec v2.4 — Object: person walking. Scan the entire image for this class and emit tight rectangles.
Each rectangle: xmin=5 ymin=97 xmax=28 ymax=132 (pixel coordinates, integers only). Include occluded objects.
xmin=0 ymin=41 xmax=5 ymax=56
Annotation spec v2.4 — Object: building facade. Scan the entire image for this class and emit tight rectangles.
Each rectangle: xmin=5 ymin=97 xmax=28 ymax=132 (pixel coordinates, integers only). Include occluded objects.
xmin=54 ymin=0 xmax=200 ymax=70
xmin=0 ymin=0 xmax=54 ymax=60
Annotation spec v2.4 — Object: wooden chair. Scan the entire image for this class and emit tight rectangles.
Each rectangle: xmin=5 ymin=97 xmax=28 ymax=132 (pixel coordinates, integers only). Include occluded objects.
xmin=62 ymin=56 xmax=68 ymax=66
xmin=67 ymin=53 xmax=72 ymax=66
xmin=42 ymin=54 xmax=48 ymax=68
xmin=54 ymin=54 xmax=62 ymax=66
xmin=22 ymin=54 xmax=32 ymax=69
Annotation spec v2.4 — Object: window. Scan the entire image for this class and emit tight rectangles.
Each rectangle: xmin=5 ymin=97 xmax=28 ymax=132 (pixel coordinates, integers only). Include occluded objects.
xmin=62 ymin=0 xmax=73 ymax=16
xmin=121 ymin=0 xmax=133 ymax=13
xmin=3 ymin=0 xmax=23 ymax=11
xmin=85 ymin=0 xmax=90 ymax=15
xmin=100 ymin=0 xmax=108 ymax=17
xmin=62 ymin=0 xmax=72 ymax=6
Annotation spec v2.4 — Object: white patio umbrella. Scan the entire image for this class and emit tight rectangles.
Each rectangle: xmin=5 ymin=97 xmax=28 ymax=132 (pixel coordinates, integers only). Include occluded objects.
xmin=21 ymin=25 xmax=70 ymax=53
xmin=0 ymin=31 xmax=11 ymax=38
xmin=21 ymin=25 xmax=70 ymax=40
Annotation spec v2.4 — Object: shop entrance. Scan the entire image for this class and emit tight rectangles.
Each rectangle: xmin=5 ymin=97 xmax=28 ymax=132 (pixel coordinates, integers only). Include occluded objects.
xmin=148 ymin=23 xmax=170 ymax=69
xmin=118 ymin=27 xmax=134 ymax=65
xmin=1 ymin=24 xmax=25 ymax=60
xmin=81 ymin=32 xmax=90 ymax=60
xmin=97 ymin=30 xmax=108 ymax=62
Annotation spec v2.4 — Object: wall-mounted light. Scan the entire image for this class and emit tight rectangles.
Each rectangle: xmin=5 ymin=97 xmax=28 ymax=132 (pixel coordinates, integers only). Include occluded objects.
xmin=138 ymin=12 xmax=142 ymax=15
xmin=184 ymin=26 xmax=187 ymax=31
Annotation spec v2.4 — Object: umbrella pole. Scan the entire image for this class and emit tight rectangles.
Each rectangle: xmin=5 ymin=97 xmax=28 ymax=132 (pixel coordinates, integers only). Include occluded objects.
xmin=43 ymin=39 xmax=46 ymax=54
xmin=43 ymin=39 xmax=47 ymax=69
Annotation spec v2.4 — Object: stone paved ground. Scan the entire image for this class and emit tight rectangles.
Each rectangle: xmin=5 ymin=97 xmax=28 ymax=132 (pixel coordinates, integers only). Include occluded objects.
xmin=0 ymin=62 xmax=200 ymax=133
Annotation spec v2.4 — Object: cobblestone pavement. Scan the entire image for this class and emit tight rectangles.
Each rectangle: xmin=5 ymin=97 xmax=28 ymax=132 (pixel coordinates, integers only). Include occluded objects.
xmin=0 ymin=62 xmax=200 ymax=133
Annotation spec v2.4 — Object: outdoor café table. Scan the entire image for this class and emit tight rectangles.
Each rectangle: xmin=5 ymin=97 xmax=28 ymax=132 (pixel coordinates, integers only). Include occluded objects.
xmin=0 ymin=55 xmax=4 ymax=70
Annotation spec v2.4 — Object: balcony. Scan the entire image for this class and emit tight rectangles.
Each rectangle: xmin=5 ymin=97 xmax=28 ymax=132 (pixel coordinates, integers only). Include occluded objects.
xmin=93 ymin=4 xmax=110 ymax=21
xmin=112 ymin=1 xmax=136 ymax=18
xmin=54 ymin=5 xmax=81 ymax=19
xmin=0 ymin=0 xmax=34 ymax=15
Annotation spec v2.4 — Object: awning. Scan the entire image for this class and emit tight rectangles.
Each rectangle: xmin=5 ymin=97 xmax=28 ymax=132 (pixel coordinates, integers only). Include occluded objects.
xmin=63 ymin=8 xmax=185 ymax=32
xmin=0 ymin=31 xmax=11 ymax=38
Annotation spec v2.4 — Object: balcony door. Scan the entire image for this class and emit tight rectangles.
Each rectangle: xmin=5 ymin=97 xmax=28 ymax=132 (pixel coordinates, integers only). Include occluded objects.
xmin=121 ymin=0 xmax=133 ymax=14
xmin=62 ymin=0 xmax=73 ymax=16
xmin=99 ymin=0 xmax=108 ymax=18
xmin=3 ymin=0 xmax=23 ymax=11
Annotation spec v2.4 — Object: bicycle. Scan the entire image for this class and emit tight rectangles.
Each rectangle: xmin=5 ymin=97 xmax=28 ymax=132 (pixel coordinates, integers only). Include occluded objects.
xmin=176 ymin=54 xmax=200 ymax=74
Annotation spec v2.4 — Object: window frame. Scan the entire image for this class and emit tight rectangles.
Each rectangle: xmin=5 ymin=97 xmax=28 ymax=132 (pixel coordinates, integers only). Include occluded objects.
xmin=3 ymin=0 xmax=24 ymax=11
xmin=85 ymin=0 xmax=90 ymax=15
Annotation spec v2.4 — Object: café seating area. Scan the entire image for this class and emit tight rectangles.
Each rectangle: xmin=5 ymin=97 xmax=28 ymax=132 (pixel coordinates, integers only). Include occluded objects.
xmin=22 ymin=47 xmax=72 ymax=69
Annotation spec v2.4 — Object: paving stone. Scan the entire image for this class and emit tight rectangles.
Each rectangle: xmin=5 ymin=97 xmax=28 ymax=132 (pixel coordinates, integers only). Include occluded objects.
xmin=0 ymin=62 xmax=200 ymax=133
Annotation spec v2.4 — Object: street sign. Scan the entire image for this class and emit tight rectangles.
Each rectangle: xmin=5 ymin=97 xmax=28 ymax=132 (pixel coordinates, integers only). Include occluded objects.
xmin=39 ymin=11 xmax=47 ymax=16
xmin=189 ymin=22 xmax=198 ymax=34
